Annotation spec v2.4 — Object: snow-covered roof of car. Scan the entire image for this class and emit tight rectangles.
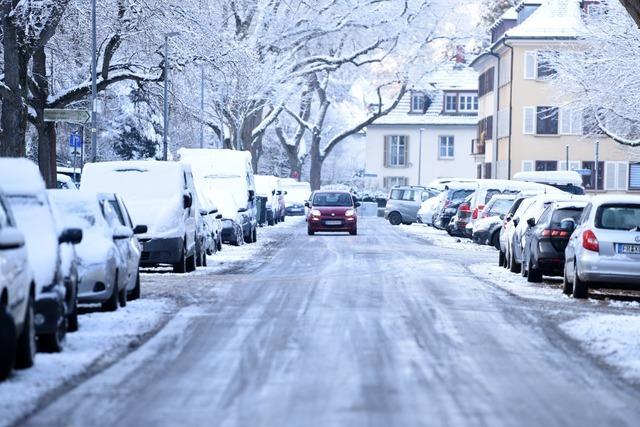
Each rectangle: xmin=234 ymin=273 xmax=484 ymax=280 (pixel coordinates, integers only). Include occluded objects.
xmin=178 ymin=148 xmax=252 ymax=176
xmin=588 ymin=194 xmax=640 ymax=206
xmin=0 ymin=158 xmax=46 ymax=195
xmin=513 ymin=170 xmax=583 ymax=187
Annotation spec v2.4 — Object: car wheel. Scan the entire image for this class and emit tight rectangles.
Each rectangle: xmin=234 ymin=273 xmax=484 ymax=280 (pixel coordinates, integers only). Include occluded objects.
xmin=195 ymin=241 xmax=203 ymax=267
xmin=527 ymin=255 xmax=543 ymax=283
xmin=118 ymin=284 xmax=127 ymax=308
xmin=38 ymin=303 xmax=66 ymax=353
xmin=307 ymin=227 xmax=314 ymax=235
xmin=562 ymin=264 xmax=573 ymax=295
xmin=186 ymin=252 xmax=197 ymax=272
xmin=388 ymin=212 xmax=402 ymax=226
xmin=521 ymin=251 xmax=528 ymax=278
xmin=129 ymin=272 xmax=141 ymax=301
xmin=498 ymin=250 xmax=505 ymax=267
xmin=173 ymin=243 xmax=187 ymax=273
xmin=67 ymin=286 xmax=79 ymax=333
xmin=349 ymin=228 xmax=357 ymax=236
xmin=491 ymin=232 xmax=501 ymax=250
xmin=217 ymin=238 xmax=222 ymax=252
xmin=0 ymin=305 xmax=17 ymax=380
xmin=102 ymin=274 xmax=119 ymax=312
xmin=15 ymin=294 xmax=35 ymax=370
xmin=252 ymin=227 xmax=257 ymax=243
xmin=573 ymin=261 xmax=588 ymax=299
xmin=509 ymin=251 xmax=521 ymax=274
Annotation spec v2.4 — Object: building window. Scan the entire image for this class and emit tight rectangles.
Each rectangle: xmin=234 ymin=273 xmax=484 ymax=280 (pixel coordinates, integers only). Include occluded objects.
xmin=484 ymin=162 xmax=492 ymax=179
xmin=439 ymin=136 xmax=454 ymax=159
xmin=630 ymin=163 xmax=640 ymax=190
xmin=384 ymin=176 xmax=408 ymax=190
xmin=385 ymin=135 xmax=408 ymax=167
xmin=582 ymin=161 xmax=604 ymax=190
xmin=459 ymin=94 xmax=478 ymax=112
xmin=478 ymin=116 xmax=493 ymax=140
xmin=445 ymin=94 xmax=458 ymax=112
xmin=535 ymin=160 xmax=558 ymax=171
xmin=410 ymin=92 xmax=426 ymax=113
xmin=478 ymin=67 xmax=495 ymax=97
xmin=536 ymin=106 xmax=559 ymax=135
xmin=537 ymin=51 xmax=557 ymax=78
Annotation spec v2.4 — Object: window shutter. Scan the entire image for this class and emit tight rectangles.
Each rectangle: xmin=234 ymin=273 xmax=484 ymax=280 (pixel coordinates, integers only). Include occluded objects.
xmin=383 ymin=136 xmax=389 ymax=167
xmin=522 ymin=160 xmax=534 ymax=172
xmin=605 ymin=162 xmax=616 ymax=190
xmin=523 ymin=107 xmax=535 ymax=134
xmin=617 ymin=162 xmax=629 ymax=191
xmin=629 ymin=163 xmax=640 ymax=190
xmin=524 ymin=51 xmax=537 ymax=79
xmin=404 ymin=136 xmax=409 ymax=168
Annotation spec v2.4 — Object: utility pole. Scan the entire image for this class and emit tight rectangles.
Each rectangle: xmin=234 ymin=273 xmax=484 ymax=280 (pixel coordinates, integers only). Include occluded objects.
xmin=418 ymin=128 xmax=424 ymax=186
xmin=565 ymin=145 xmax=569 ymax=171
xmin=162 ymin=32 xmax=179 ymax=161
xmin=595 ymin=139 xmax=600 ymax=191
xmin=200 ymin=65 xmax=205 ymax=149
xmin=90 ymin=0 xmax=97 ymax=162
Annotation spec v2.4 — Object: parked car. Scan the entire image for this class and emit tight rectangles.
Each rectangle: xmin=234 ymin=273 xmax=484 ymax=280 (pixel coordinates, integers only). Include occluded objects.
xmin=0 ymin=158 xmax=82 ymax=352
xmin=255 ymin=175 xmax=281 ymax=225
xmin=564 ymin=195 xmax=640 ymax=298
xmin=209 ymin=188 xmax=246 ymax=246
xmin=49 ymin=191 xmax=130 ymax=311
xmin=472 ymin=194 xmax=517 ymax=246
xmin=56 ymin=173 xmax=78 ymax=190
xmin=306 ymin=191 xmax=359 ymax=235
xmin=426 ymin=178 xmax=477 ymax=192
xmin=385 ymin=186 xmax=436 ymax=225
xmin=508 ymin=194 xmax=588 ymax=273
xmin=417 ymin=191 xmax=445 ymax=225
xmin=81 ymin=161 xmax=197 ymax=273
xmin=501 ymin=196 xmax=538 ymax=270
xmin=454 ymin=193 xmax=476 ymax=237
xmin=432 ymin=184 xmax=477 ymax=230
xmin=520 ymin=201 xmax=588 ymax=283
xmin=0 ymin=190 xmax=36 ymax=380
xmin=281 ymin=180 xmax=312 ymax=217
xmin=98 ymin=193 xmax=146 ymax=299
xmin=513 ymin=170 xmax=585 ymax=195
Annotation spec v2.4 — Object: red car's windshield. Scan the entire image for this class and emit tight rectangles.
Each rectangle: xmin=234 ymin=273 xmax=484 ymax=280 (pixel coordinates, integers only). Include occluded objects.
xmin=312 ymin=192 xmax=353 ymax=207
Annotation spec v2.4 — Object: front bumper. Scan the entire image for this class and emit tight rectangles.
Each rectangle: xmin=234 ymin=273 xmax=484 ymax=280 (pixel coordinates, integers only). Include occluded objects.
xmin=308 ymin=216 xmax=357 ymax=232
xmin=140 ymin=237 xmax=184 ymax=267
xmin=77 ymin=264 xmax=116 ymax=304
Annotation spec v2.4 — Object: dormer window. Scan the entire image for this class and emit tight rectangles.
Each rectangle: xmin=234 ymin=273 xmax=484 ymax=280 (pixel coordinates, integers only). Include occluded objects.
xmin=445 ymin=93 xmax=458 ymax=112
xmin=410 ymin=92 xmax=427 ymax=113
xmin=444 ymin=92 xmax=478 ymax=114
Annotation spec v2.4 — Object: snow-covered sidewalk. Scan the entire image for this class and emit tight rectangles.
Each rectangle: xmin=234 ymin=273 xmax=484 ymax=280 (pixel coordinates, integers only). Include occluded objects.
xmin=0 ymin=299 xmax=174 ymax=427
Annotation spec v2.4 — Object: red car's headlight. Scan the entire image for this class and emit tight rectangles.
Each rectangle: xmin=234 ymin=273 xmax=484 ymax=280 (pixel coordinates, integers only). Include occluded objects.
xmin=345 ymin=209 xmax=355 ymax=217
xmin=310 ymin=209 xmax=322 ymax=217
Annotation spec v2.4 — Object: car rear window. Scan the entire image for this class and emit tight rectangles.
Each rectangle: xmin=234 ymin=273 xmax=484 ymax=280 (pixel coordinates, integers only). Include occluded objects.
xmin=550 ymin=208 xmax=583 ymax=227
xmin=484 ymin=189 xmax=501 ymax=204
xmin=450 ymin=189 xmax=473 ymax=202
xmin=596 ymin=204 xmax=640 ymax=231
xmin=489 ymin=199 xmax=515 ymax=215
xmin=312 ymin=192 xmax=353 ymax=207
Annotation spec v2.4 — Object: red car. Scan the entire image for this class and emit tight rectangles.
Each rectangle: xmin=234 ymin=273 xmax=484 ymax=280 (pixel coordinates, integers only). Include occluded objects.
xmin=305 ymin=191 xmax=359 ymax=235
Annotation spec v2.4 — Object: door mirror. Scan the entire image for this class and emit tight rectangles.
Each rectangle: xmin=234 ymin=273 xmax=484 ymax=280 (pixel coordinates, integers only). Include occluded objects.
xmin=304 ymin=201 xmax=310 ymax=208
xmin=560 ymin=218 xmax=576 ymax=234
xmin=215 ymin=213 xmax=223 ymax=219
xmin=133 ymin=225 xmax=148 ymax=235
xmin=513 ymin=217 xmax=520 ymax=227
xmin=276 ymin=190 xmax=282 ymax=195
xmin=0 ymin=227 xmax=25 ymax=250
xmin=210 ymin=209 xmax=218 ymax=215
xmin=200 ymin=209 xmax=208 ymax=216
xmin=499 ymin=214 xmax=506 ymax=220
xmin=248 ymin=190 xmax=255 ymax=202
xmin=526 ymin=217 xmax=536 ymax=227
xmin=183 ymin=192 xmax=193 ymax=209
xmin=113 ymin=225 xmax=133 ymax=240
xmin=355 ymin=202 xmax=362 ymax=208
xmin=59 ymin=228 xmax=83 ymax=245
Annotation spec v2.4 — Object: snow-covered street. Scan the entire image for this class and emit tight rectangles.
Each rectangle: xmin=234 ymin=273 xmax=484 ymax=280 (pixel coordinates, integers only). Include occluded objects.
xmin=7 ymin=217 xmax=640 ymax=427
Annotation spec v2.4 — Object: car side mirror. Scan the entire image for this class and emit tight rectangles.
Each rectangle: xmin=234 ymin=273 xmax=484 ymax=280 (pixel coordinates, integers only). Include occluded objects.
xmin=560 ymin=218 xmax=576 ymax=233
xmin=248 ymin=190 xmax=255 ymax=202
xmin=113 ymin=225 xmax=133 ymax=240
xmin=276 ymin=190 xmax=282 ymax=195
xmin=0 ymin=227 xmax=26 ymax=250
xmin=59 ymin=228 xmax=83 ymax=245
xmin=183 ymin=192 xmax=193 ymax=209
xmin=210 ymin=209 xmax=218 ymax=215
xmin=272 ymin=190 xmax=276 ymax=196
xmin=133 ymin=225 xmax=148 ymax=235
xmin=526 ymin=217 xmax=536 ymax=227
xmin=499 ymin=214 xmax=506 ymax=220
xmin=216 ymin=213 xmax=223 ymax=219
xmin=304 ymin=201 xmax=310 ymax=208
xmin=513 ymin=217 xmax=520 ymax=227
xmin=355 ymin=202 xmax=362 ymax=208
xmin=284 ymin=191 xmax=288 ymax=195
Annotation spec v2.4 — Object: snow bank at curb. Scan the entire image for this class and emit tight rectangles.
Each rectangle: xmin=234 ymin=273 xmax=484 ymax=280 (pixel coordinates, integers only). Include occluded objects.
xmin=399 ymin=223 xmax=496 ymax=252
xmin=0 ymin=298 xmax=174 ymax=427
xmin=562 ymin=314 xmax=640 ymax=382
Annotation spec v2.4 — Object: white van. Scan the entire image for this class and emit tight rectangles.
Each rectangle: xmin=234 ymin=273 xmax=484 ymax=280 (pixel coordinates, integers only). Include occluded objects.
xmin=512 ymin=171 xmax=585 ymax=195
xmin=178 ymin=149 xmax=258 ymax=244
xmin=81 ymin=161 xmax=197 ymax=273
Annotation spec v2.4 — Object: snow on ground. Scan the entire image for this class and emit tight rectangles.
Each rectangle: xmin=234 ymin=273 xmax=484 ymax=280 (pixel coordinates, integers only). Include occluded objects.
xmin=562 ymin=315 xmax=640 ymax=382
xmin=0 ymin=298 xmax=174 ymax=427
xmin=398 ymin=223 xmax=496 ymax=252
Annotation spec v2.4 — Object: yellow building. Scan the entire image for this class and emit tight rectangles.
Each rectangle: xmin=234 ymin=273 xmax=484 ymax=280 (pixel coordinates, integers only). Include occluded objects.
xmin=471 ymin=0 xmax=638 ymax=192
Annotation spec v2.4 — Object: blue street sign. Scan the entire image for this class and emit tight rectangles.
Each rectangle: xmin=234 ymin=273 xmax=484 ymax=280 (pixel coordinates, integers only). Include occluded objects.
xmin=69 ymin=133 xmax=82 ymax=148
xmin=575 ymin=168 xmax=592 ymax=176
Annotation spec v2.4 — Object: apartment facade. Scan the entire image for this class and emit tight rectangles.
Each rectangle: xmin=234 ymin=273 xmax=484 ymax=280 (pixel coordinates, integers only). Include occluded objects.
xmin=471 ymin=0 xmax=639 ymax=192
xmin=365 ymin=63 xmax=478 ymax=190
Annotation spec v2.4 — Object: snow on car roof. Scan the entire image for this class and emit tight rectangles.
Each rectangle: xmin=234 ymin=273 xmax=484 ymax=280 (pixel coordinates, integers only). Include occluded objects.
xmin=0 ymin=158 xmax=46 ymax=195
xmin=513 ymin=170 xmax=583 ymax=186
xmin=589 ymin=194 xmax=640 ymax=206
xmin=178 ymin=148 xmax=252 ymax=175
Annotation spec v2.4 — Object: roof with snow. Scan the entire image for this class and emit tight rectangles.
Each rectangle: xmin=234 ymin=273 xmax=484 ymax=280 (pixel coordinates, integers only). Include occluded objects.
xmin=371 ymin=62 xmax=478 ymax=126
xmin=490 ymin=5 xmax=518 ymax=30
xmin=505 ymin=0 xmax=584 ymax=38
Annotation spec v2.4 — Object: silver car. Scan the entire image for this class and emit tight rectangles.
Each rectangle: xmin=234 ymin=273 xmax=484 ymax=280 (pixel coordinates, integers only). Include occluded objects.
xmin=385 ymin=186 xmax=436 ymax=225
xmin=564 ymin=195 xmax=640 ymax=298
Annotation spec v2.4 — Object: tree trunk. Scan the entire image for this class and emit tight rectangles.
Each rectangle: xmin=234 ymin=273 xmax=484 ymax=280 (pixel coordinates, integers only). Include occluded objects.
xmin=620 ymin=0 xmax=640 ymax=28
xmin=0 ymin=7 xmax=28 ymax=157
xmin=309 ymin=132 xmax=322 ymax=190
xmin=32 ymin=48 xmax=57 ymax=188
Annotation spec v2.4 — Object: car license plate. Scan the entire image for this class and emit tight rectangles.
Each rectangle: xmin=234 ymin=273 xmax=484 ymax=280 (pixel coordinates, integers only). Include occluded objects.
xmin=618 ymin=244 xmax=640 ymax=254
xmin=325 ymin=220 xmax=342 ymax=226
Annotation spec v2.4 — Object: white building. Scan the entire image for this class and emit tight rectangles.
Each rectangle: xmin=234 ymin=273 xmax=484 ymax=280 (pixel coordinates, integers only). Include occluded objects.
xmin=365 ymin=61 xmax=479 ymax=191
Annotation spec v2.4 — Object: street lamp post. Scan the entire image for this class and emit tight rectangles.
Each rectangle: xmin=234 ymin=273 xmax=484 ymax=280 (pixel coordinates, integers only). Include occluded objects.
xmin=90 ymin=0 xmax=97 ymax=162
xmin=418 ymin=128 xmax=424 ymax=186
xmin=200 ymin=65 xmax=205 ymax=149
xmin=565 ymin=145 xmax=569 ymax=171
xmin=162 ymin=32 xmax=180 ymax=161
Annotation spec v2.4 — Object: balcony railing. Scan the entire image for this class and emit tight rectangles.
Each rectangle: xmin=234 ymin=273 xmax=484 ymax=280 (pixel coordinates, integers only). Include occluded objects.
xmin=471 ymin=139 xmax=485 ymax=155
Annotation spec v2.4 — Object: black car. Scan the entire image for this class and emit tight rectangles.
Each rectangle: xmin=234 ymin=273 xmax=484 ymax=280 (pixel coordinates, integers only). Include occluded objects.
xmin=520 ymin=201 xmax=587 ymax=282
xmin=434 ymin=188 xmax=475 ymax=230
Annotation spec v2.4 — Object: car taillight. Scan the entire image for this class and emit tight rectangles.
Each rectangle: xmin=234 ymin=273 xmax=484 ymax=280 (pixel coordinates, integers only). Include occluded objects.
xmin=582 ymin=229 xmax=599 ymax=252
xmin=458 ymin=202 xmax=470 ymax=213
xmin=472 ymin=205 xmax=484 ymax=220
xmin=541 ymin=229 xmax=570 ymax=238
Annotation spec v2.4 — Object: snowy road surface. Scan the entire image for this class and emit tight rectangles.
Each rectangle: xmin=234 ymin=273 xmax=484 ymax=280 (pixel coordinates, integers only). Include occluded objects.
xmin=21 ymin=218 xmax=640 ymax=426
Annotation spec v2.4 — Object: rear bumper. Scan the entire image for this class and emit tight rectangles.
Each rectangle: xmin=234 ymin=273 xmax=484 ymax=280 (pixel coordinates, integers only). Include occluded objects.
xmin=578 ymin=252 xmax=640 ymax=286
xmin=140 ymin=237 xmax=184 ymax=266
xmin=285 ymin=205 xmax=306 ymax=216
xmin=221 ymin=222 xmax=240 ymax=243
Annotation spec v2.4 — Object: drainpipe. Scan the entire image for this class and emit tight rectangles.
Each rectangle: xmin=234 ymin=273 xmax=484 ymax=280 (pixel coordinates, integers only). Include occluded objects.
xmin=488 ymin=52 xmax=500 ymax=179
xmin=503 ymin=39 xmax=515 ymax=179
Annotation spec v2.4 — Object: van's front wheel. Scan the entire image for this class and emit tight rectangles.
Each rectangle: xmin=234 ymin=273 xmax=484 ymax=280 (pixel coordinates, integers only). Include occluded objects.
xmin=173 ymin=241 xmax=187 ymax=273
